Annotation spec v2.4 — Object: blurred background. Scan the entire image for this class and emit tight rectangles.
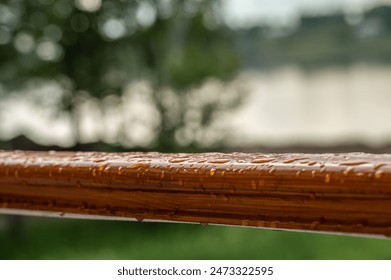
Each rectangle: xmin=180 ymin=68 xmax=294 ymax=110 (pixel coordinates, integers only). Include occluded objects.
xmin=1 ymin=0 xmax=391 ymax=259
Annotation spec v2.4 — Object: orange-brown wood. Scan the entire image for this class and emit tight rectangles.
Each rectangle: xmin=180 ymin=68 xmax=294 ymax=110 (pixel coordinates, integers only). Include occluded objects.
xmin=1 ymin=150 xmax=391 ymax=237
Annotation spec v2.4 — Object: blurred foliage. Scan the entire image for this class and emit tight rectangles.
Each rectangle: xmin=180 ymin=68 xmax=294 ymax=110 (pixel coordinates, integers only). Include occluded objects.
xmin=168 ymin=13 xmax=239 ymax=89
xmin=3 ymin=2 xmax=391 ymax=150
xmin=1 ymin=217 xmax=391 ymax=259
xmin=0 ymin=0 xmax=240 ymax=151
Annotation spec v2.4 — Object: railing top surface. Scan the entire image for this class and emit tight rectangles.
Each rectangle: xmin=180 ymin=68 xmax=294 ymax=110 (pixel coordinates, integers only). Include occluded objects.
xmin=3 ymin=150 xmax=391 ymax=164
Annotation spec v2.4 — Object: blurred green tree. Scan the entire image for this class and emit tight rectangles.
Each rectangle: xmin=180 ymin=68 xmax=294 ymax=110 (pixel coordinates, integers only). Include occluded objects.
xmin=0 ymin=0 xmax=240 ymax=151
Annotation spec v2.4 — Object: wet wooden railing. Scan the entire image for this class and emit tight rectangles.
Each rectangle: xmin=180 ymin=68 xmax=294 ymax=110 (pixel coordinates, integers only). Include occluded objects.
xmin=1 ymin=150 xmax=391 ymax=238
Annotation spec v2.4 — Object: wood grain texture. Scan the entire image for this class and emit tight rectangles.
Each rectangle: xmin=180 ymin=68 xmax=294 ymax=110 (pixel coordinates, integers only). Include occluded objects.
xmin=1 ymin=150 xmax=391 ymax=237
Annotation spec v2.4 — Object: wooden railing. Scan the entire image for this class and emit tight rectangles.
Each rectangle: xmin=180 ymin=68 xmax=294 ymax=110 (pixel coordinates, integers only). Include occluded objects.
xmin=1 ymin=150 xmax=391 ymax=238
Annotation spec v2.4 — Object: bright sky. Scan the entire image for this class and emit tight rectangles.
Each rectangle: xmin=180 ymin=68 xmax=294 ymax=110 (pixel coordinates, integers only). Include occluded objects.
xmin=223 ymin=0 xmax=391 ymax=27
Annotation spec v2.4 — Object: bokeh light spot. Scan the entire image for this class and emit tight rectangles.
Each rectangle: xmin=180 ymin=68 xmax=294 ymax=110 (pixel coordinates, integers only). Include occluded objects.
xmin=13 ymin=32 xmax=35 ymax=53
xmin=75 ymin=0 xmax=102 ymax=13
xmin=136 ymin=2 xmax=157 ymax=28
xmin=36 ymin=40 xmax=63 ymax=61
xmin=101 ymin=18 xmax=126 ymax=40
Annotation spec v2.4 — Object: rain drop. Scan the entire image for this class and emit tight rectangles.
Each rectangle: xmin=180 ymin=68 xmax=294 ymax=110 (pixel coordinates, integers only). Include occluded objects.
xmin=128 ymin=163 xmax=149 ymax=169
xmin=283 ymin=157 xmax=307 ymax=164
xmin=169 ymin=158 xmax=188 ymax=163
xmin=375 ymin=171 xmax=383 ymax=179
xmin=343 ymin=167 xmax=353 ymax=176
xmin=340 ymin=161 xmax=369 ymax=166
xmin=374 ymin=163 xmax=387 ymax=170
xmin=208 ymin=159 xmax=230 ymax=164
xmin=98 ymin=164 xmax=107 ymax=171
xmin=324 ymin=173 xmax=331 ymax=183
xmin=251 ymin=158 xmax=275 ymax=164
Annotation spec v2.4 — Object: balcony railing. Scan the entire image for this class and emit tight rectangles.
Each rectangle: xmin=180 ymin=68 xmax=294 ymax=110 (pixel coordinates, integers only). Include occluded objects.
xmin=1 ymin=150 xmax=391 ymax=238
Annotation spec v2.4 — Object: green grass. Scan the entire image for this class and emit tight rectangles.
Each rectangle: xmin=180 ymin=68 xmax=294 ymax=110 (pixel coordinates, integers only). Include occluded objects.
xmin=1 ymin=216 xmax=391 ymax=259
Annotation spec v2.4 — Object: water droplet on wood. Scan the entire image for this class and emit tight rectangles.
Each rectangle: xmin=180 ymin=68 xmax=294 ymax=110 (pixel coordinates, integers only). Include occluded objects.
xmin=169 ymin=158 xmax=188 ymax=163
xmin=128 ymin=163 xmax=149 ymax=169
xmin=98 ymin=164 xmax=107 ymax=171
xmin=343 ymin=167 xmax=353 ymax=176
xmin=324 ymin=173 xmax=331 ymax=183
xmin=375 ymin=171 xmax=383 ymax=179
xmin=251 ymin=158 xmax=275 ymax=164
xmin=340 ymin=161 xmax=369 ymax=166
xmin=208 ymin=159 xmax=230 ymax=164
